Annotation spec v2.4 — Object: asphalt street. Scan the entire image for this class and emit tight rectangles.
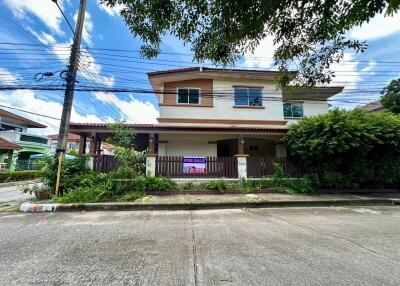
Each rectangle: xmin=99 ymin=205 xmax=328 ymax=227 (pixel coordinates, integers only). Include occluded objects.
xmin=0 ymin=206 xmax=399 ymax=285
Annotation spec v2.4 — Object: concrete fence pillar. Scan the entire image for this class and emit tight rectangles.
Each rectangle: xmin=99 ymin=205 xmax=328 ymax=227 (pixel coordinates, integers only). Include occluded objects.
xmin=87 ymin=156 xmax=95 ymax=171
xmin=146 ymin=155 xmax=157 ymax=177
xmin=235 ymin=155 xmax=248 ymax=179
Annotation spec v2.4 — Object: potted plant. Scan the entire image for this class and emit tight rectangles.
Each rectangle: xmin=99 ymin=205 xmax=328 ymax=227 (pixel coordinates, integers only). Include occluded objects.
xmin=19 ymin=184 xmax=52 ymax=200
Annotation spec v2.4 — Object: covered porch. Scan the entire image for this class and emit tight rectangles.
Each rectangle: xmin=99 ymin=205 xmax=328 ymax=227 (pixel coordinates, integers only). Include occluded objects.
xmin=69 ymin=123 xmax=299 ymax=179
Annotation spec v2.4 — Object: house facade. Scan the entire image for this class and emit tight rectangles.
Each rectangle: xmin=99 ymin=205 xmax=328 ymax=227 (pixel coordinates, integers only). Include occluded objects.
xmin=0 ymin=109 xmax=50 ymax=170
xmin=69 ymin=68 xmax=343 ymax=178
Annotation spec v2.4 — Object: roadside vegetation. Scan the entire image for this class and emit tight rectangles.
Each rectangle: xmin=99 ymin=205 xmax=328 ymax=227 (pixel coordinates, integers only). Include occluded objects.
xmin=19 ymin=110 xmax=400 ymax=203
xmin=286 ymin=109 xmax=400 ymax=189
xmin=0 ymin=170 xmax=43 ymax=183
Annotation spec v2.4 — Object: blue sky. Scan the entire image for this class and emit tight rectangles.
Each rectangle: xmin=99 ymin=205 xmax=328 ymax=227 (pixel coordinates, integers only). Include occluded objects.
xmin=0 ymin=0 xmax=399 ymax=134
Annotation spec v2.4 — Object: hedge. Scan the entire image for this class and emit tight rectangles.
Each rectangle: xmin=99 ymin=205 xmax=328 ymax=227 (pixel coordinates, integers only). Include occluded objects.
xmin=0 ymin=170 xmax=44 ymax=183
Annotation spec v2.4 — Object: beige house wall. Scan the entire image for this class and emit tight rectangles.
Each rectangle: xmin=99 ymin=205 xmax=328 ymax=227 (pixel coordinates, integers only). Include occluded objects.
xmin=158 ymin=133 xmax=283 ymax=157
xmin=159 ymin=78 xmax=285 ymax=121
xmin=285 ymin=100 xmax=330 ymax=124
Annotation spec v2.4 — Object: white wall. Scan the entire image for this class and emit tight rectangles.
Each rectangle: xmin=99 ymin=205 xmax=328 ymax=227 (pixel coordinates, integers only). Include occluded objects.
xmin=158 ymin=134 xmax=217 ymax=156
xmin=286 ymin=100 xmax=329 ymax=124
xmin=159 ymin=79 xmax=285 ymax=121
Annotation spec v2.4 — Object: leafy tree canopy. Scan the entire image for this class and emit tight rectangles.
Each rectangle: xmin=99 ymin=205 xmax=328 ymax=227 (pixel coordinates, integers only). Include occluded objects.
xmin=285 ymin=109 xmax=400 ymax=188
xmin=101 ymin=0 xmax=399 ymax=86
xmin=380 ymin=78 xmax=400 ymax=114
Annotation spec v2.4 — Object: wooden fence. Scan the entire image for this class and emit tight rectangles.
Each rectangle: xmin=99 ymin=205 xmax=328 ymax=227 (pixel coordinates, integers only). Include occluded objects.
xmin=155 ymin=156 xmax=238 ymax=178
xmin=247 ymin=156 xmax=303 ymax=177
xmin=93 ymin=155 xmax=120 ymax=173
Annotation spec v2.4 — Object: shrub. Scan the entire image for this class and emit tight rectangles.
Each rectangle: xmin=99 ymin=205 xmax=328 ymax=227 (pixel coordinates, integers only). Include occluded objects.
xmin=107 ymin=167 xmax=177 ymax=194
xmin=53 ymin=185 xmax=109 ymax=203
xmin=286 ymin=109 xmax=400 ymax=188
xmin=107 ymin=120 xmax=147 ymax=174
xmin=0 ymin=170 xmax=43 ymax=183
xmin=205 ymin=180 xmax=236 ymax=192
xmin=41 ymin=155 xmax=91 ymax=192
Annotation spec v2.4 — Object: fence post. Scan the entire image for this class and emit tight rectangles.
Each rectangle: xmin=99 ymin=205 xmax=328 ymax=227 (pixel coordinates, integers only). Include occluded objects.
xmin=146 ymin=155 xmax=157 ymax=176
xmin=235 ymin=155 xmax=248 ymax=179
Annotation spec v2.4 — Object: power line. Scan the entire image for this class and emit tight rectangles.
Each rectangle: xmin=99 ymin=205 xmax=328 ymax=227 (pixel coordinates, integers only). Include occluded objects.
xmin=0 ymin=104 xmax=60 ymax=120
xmin=2 ymin=42 xmax=400 ymax=64
xmin=51 ymin=0 xmax=75 ymax=34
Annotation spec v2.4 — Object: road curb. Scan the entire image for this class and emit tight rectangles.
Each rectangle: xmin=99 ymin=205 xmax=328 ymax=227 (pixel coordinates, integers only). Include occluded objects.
xmin=19 ymin=198 xmax=400 ymax=212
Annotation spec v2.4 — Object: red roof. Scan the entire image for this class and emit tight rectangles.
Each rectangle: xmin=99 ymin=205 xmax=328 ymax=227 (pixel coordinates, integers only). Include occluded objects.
xmin=69 ymin=122 xmax=288 ymax=133
xmin=0 ymin=109 xmax=46 ymax=128
xmin=0 ymin=138 xmax=21 ymax=150
xmin=48 ymin=133 xmax=81 ymax=141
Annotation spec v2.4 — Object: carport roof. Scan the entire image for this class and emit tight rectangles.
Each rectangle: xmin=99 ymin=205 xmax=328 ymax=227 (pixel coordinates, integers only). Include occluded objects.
xmin=69 ymin=122 xmax=289 ymax=134
xmin=0 ymin=138 xmax=21 ymax=150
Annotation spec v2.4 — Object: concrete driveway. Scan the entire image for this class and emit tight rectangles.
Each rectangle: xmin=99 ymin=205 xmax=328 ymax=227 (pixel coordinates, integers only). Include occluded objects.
xmin=0 ymin=184 xmax=35 ymax=204
xmin=1 ymin=207 xmax=399 ymax=285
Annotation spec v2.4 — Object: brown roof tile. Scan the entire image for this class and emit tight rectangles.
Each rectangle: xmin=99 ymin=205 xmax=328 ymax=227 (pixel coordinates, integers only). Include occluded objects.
xmin=48 ymin=133 xmax=80 ymax=141
xmin=0 ymin=109 xmax=46 ymax=128
xmin=69 ymin=122 xmax=288 ymax=133
xmin=0 ymin=138 xmax=21 ymax=150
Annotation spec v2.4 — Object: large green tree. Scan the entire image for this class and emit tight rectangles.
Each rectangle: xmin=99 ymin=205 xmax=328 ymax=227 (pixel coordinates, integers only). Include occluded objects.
xmin=101 ymin=0 xmax=399 ymax=86
xmin=285 ymin=109 xmax=400 ymax=188
xmin=380 ymin=78 xmax=400 ymax=114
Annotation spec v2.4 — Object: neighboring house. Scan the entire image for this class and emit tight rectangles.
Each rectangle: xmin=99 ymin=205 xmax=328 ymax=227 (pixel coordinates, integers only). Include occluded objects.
xmin=48 ymin=133 xmax=86 ymax=153
xmin=359 ymin=100 xmax=384 ymax=112
xmin=49 ymin=133 xmax=112 ymax=155
xmin=0 ymin=109 xmax=50 ymax=169
xmin=69 ymin=67 xmax=343 ymax=178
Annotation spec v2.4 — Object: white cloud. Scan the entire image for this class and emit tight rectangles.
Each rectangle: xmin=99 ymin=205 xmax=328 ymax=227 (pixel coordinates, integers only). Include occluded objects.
xmin=93 ymin=92 xmax=159 ymax=123
xmin=329 ymin=54 xmax=379 ymax=109
xmin=78 ymin=49 xmax=115 ymax=87
xmin=27 ymin=29 xmax=57 ymax=45
xmin=3 ymin=0 xmax=65 ymax=35
xmin=330 ymin=53 xmax=362 ymax=86
xmin=74 ymin=11 xmax=93 ymax=47
xmin=0 ymin=68 xmax=20 ymax=85
xmin=0 ymin=90 xmax=104 ymax=134
xmin=349 ymin=12 xmax=400 ymax=40
xmin=97 ymin=0 xmax=124 ymax=17
xmin=243 ymin=35 xmax=276 ymax=69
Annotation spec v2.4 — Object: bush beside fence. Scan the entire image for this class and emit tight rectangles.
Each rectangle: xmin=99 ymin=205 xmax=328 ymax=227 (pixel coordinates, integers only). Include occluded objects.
xmin=0 ymin=170 xmax=44 ymax=183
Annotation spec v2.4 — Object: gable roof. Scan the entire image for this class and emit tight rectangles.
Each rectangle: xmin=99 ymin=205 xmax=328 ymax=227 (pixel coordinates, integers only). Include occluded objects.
xmin=0 ymin=138 xmax=21 ymax=150
xmin=0 ymin=109 xmax=46 ymax=128
xmin=359 ymin=100 xmax=384 ymax=112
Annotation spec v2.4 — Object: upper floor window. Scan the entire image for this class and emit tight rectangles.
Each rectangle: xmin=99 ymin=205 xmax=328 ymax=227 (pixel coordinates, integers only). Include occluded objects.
xmin=283 ymin=102 xmax=303 ymax=118
xmin=0 ymin=123 xmax=22 ymax=132
xmin=234 ymin=87 xmax=262 ymax=106
xmin=177 ymin=88 xmax=200 ymax=104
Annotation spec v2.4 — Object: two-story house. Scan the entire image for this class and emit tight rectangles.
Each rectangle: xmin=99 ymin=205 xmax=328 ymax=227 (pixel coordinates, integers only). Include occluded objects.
xmin=0 ymin=109 xmax=50 ymax=170
xmin=69 ymin=67 xmax=343 ymax=178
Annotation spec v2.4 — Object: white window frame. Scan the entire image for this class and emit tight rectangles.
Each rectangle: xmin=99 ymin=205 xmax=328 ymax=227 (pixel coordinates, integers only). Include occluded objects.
xmin=233 ymin=87 xmax=263 ymax=107
xmin=283 ymin=101 xmax=304 ymax=118
xmin=176 ymin=87 xmax=201 ymax=105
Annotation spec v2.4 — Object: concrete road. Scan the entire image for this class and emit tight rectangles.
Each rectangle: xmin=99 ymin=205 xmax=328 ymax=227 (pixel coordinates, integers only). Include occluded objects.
xmin=0 ymin=207 xmax=399 ymax=285
xmin=0 ymin=184 xmax=34 ymax=203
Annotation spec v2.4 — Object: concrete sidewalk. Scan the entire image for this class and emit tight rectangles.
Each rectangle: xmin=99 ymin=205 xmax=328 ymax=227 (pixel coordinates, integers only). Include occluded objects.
xmin=20 ymin=193 xmax=400 ymax=212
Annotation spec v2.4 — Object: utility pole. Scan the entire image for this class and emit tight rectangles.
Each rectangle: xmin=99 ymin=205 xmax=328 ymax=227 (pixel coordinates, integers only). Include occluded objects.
xmin=55 ymin=0 xmax=87 ymax=196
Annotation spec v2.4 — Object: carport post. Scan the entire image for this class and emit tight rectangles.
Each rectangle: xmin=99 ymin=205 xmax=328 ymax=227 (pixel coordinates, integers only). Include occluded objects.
xmin=146 ymin=133 xmax=157 ymax=176
xmin=6 ymin=150 xmax=14 ymax=169
xmin=235 ymin=135 xmax=248 ymax=179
